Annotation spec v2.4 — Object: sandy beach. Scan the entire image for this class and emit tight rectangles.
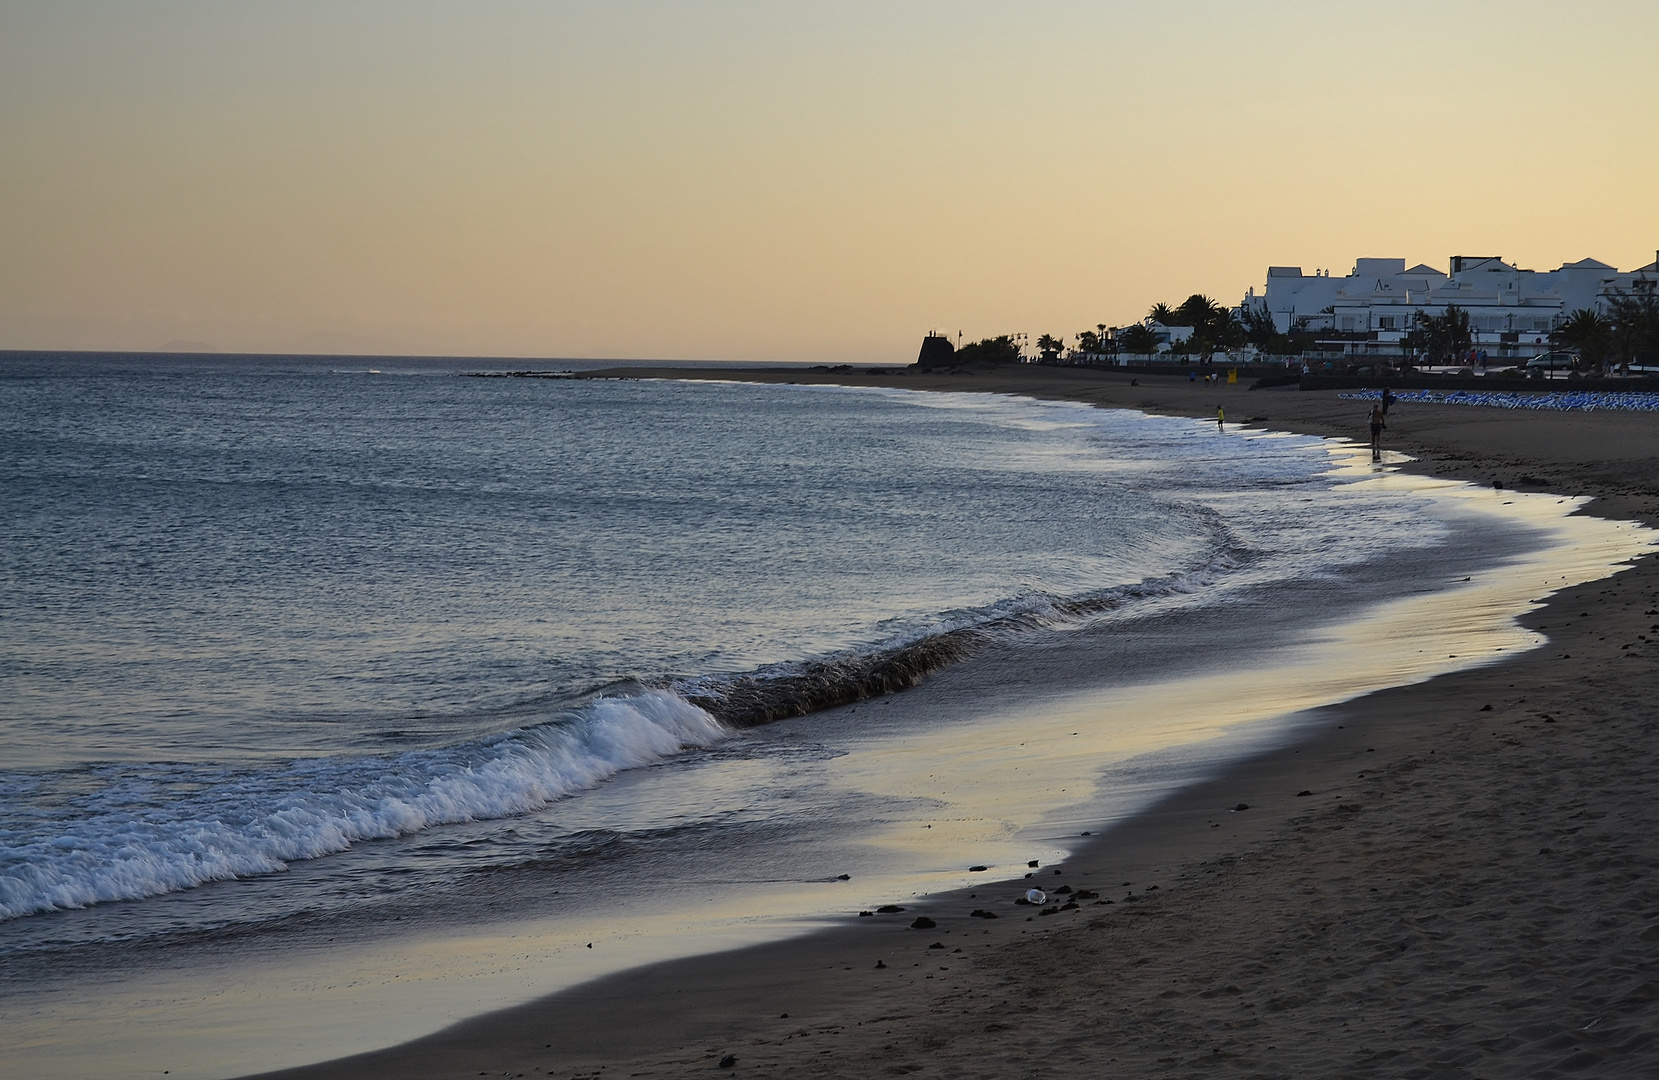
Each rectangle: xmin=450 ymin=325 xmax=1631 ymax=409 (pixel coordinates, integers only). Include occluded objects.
xmin=257 ymin=366 xmax=1659 ymax=1080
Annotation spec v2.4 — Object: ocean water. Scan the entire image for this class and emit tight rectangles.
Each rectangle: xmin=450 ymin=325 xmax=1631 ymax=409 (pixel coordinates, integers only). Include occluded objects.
xmin=7 ymin=352 xmax=1638 ymax=1074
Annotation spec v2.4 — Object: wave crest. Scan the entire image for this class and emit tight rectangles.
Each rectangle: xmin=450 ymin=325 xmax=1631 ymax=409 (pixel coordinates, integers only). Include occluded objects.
xmin=0 ymin=691 xmax=725 ymax=921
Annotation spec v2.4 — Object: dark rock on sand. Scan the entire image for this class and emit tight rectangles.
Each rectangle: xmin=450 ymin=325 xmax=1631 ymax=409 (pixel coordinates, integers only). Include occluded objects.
xmin=719 ymin=1054 xmax=737 ymax=1068
xmin=876 ymin=905 xmax=905 ymax=913
xmin=909 ymin=916 xmax=936 ymax=929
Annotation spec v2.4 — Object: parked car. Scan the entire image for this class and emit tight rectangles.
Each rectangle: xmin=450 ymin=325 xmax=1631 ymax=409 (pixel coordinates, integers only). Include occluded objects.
xmin=1525 ymin=352 xmax=1576 ymax=378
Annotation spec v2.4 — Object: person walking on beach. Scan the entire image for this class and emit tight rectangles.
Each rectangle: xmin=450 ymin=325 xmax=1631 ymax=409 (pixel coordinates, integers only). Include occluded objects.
xmin=1369 ymin=403 xmax=1386 ymax=460
xmin=1217 ymin=405 xmax=1225 ymax=433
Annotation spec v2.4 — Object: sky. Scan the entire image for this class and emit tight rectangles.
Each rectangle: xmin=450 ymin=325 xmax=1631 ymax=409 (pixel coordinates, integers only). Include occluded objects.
xmin=2 ymin=1 xmax=1656 ymax=362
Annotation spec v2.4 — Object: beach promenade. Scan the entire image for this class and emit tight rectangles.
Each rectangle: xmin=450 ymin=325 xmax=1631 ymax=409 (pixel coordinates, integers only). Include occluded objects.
xmin=262 ymin=367 xmax=1659 ymax=1079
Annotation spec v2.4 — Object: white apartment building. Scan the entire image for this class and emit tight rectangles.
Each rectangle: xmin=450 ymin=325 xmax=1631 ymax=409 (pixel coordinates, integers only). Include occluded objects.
xmin=1244 ymin=253 xmax=1658 ymax=360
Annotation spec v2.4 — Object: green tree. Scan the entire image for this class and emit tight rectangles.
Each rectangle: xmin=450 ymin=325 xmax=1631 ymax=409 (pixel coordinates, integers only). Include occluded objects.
xmin=955 ymin=335 xmax=1023 ymax=366
xmin=1036 ymin=334 xmax=1065 ymax=362
xmin=1117 ymin=324 xmax=1159 ymax=355
xmin=1602 ymin=290 xmax=1659 ymax=368
xmin=1410 ymin=305 xmax=1472 ymax=364
xmin=1171 ymin=294 xmax=1244 ymax=352
xmin=1076 ymin=329 xmax=1102 ymax=354
xmin=1174 ymin=294 xmax=1222 ymax=330
xmin=1239 ymin=305 xmax=1281 ymax=350
xmin=1551 ymin=308 xmax=1610 ymax=370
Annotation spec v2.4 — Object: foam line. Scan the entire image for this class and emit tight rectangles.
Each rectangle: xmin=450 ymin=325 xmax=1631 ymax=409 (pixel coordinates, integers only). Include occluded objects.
xmin=0 ymin=692 xmax=726 ymax=920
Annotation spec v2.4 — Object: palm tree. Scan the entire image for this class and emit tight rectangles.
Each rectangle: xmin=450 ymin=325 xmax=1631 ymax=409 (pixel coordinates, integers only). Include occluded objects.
xmin=1036 ymin=334 xmax=1065 ymax=363
xmin=1117 ymin=324 xmax=1158 ymax=355
xmin=1174 ymin=294 xmax=1223 ymax=330
xmin=1552 ymin=308 xmax=1609 ymax=371
xmin=1412 ymin=305 xmax=1472 ymax=364
xmin=1147 ymin=303 xmax=1177 ymax=326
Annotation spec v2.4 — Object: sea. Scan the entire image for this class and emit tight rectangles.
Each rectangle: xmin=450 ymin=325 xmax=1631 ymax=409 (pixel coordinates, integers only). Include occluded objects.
xmin=0 ymin=352 xmax=1649 ymax=1077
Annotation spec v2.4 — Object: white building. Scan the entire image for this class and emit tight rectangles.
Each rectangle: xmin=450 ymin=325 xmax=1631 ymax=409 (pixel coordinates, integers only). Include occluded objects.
xmin=1147 ymin=322 xmax=1193 ymax=350
xmin=1244 ymin=253 xmax=1658 ymax=361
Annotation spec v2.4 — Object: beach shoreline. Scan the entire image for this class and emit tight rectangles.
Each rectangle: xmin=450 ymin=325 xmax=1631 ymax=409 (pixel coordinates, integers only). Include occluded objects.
xmin=243 ymin=366 xmax=1659 ymax=1079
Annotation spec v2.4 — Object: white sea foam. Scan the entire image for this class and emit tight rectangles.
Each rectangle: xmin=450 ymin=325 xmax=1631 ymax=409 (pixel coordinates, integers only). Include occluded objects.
xmin=0 ymin=691 xmax=726 ymax=920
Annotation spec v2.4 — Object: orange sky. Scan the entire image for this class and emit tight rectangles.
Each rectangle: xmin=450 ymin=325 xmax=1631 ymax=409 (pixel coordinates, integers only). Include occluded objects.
xmin=2 ymin=1 xmax=1655 ymax=361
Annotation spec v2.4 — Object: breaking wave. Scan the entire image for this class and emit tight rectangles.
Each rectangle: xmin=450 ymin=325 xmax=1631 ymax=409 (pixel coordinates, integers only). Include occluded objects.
xmin=0 ymin=692 xmax=725 ymax=920
xmin=677 ymin=553 xmax=1245 ymax=726
xmin=0 ymin=549 xmax=1245 ymax=922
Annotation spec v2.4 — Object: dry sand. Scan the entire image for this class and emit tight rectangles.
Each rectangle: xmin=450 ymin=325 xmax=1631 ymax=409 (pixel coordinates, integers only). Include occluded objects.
xmin=260 ymin=367 xmax=1659 ymax=1080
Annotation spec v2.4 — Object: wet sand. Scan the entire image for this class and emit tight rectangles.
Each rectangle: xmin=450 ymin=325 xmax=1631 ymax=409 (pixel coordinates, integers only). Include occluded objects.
xmin=258 ymin=366 xmax=1659 ymax=1079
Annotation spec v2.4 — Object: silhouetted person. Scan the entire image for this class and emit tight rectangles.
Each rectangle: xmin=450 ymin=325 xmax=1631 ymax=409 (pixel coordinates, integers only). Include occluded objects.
xmin=1369 ymin=404 xmax=1386 ymax=460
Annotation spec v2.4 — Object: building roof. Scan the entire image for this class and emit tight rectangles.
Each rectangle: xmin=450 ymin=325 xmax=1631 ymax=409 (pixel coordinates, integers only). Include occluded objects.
xmin=1403 ymin=263 xmax=1446 ymax=276
xmin=1558 ymin=257 xmax=1615 ymax=271
xmin=1453 ymin=257 xmax=1517 ymax=273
